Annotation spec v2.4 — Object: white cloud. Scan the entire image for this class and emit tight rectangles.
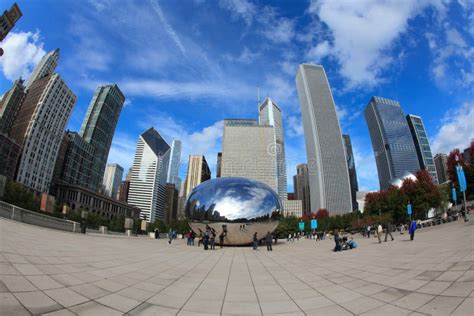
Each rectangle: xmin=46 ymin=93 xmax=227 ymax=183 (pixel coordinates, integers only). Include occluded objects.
xmin=149 ymin=0 xmax=186 ymax=55
xmin=431 ymin=102 xmax=474 ymax=154
xmin=307 ymin=0 xmax=440 ymax=88
xmin=219 ymin=0 xmax=295 ymax=43
xmin=223 ymin=47 xmax=259 ymax=64
xmin=0 ymin=31 xmax=45 ymax=81
xmin=427 ymin=27 xmax=474 ymax=90
xmin=306 ymin=40 xmax=331 ymax=62
xmin=219 ymin=0 xmax=256 ymax=26
xmin=286 ymin=116 xmax=303 ymax=138
xmin=118 ymin=78 xmax=253 ymax=100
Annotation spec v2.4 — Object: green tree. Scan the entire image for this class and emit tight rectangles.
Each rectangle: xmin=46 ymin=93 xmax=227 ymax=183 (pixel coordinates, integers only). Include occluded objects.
xmin=2 ymin=179 xmax=40 ymax=212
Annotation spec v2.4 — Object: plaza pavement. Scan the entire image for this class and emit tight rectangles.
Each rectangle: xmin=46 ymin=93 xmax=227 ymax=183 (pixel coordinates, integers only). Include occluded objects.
xmin=0 ymin=218 xmax=473 ymax=316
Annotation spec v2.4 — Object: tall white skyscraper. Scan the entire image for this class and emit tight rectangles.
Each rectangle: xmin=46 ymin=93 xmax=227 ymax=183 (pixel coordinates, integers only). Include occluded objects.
xmin=25 ymin=49 xmax=60 ymax=89
xmin=295 ymin=64 xmax=352 ymax=215
xmin=102 ymin=163 xmax=124 ymax=198
xmin=14 ymin=74 xmax=77 ymax=192
xmin=166 ymin=139 xmax=181 ymax=187
xmin=128 ymin=128 xmax=170 ymax=222
xmin=221 ymin=119 xmax=277 ymax=192
xmin=259 ymin=97 xmax=287 ymax=200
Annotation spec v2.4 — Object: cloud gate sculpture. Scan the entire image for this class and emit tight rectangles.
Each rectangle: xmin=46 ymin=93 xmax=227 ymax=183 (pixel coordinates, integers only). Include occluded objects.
xmin=185 ymin=177 xmax=281 ymax=246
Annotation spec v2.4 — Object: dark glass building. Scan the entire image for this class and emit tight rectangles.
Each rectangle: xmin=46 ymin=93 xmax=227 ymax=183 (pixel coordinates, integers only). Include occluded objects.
xmin=364 ymin=96 xmax=420 ymax=189
xmin=343 ymin=135 xmax=359 ymax=211
xmin=406 ymin=114 xmax=437 ymax=183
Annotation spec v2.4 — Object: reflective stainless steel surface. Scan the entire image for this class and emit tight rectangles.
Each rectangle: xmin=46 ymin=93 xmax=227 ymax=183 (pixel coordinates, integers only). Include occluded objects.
xmin=185 ymin=177 xmax=281 ymax=245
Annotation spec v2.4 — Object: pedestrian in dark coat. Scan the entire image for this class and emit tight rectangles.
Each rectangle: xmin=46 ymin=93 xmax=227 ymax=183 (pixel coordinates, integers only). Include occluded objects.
xmin=265 ymin=231 xmax=272 ymax=251
xmin=384 ymin=222 xmax=394 ymax=242
xmin=219 ymin=232 xmax=225 ymax=248
xmin=409 ymin=220 xmax=417 ymax=241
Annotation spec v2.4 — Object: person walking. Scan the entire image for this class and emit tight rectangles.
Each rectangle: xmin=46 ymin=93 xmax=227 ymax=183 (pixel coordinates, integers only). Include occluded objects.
xmin=409 ymin=220 xmax=417 ymax=241
xmin=265 ymin=231 xmax=272 ymax=251
xmin=219 ymin=232 xmax=225 ymax=248
xmin=333 ymin=229 xmax=341 ymax=252
xmin=168 ymin=228 xmax=173 ymax=245
xmin=377 ymin=223 xmax=382 ymax=243
xmin=367 ymin=225 xmax=371 ymax=238
xmin=384 ymin=222 xmax=394 ymax=242
xmin=191 ymin=230 xmax=196 ymax=246
xmin=154 ymin=228 xmax=159 ymax=239
xmin=210 ymin=231 xmax=216 ymax=250
xmin=203 ymin=231 xmax=209 ymax=250
xmin=252 ymin=232 xmax=258 ymax=250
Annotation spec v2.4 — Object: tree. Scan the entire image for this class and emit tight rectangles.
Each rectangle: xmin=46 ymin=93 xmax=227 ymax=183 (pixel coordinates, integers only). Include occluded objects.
xmin=2 ymin=179 xmax=40 ymax=212
xmin=315 ymin=209 xmax=329 ymax=219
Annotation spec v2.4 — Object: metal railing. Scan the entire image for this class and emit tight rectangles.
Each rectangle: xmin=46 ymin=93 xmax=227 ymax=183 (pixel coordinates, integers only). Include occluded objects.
xmin=0 ymin=201 xmax=80 ymax=233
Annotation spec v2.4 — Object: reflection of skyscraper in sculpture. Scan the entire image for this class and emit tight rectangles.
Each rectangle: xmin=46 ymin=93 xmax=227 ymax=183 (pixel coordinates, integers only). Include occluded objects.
xmin=406 ymin=114 xmax=438 ymax=183
xmin=364 ymin=96 xmax=420 ymax=189
xmin=184 ymin=155 xmax=211 ymax=197
xmin=128 ymin=128 xmax=170 ymax=222
xmin=25 ymin=49 xmax=60 ymax=88
xmin=343 ymin=135 xmax=359 ymax=211
xmin=295 ymin=64 xmax=353 ymax=215
xmin=221 ymin=119 xmax=277 ymax=193
xmin=259 ymin=97 xmax=287 ymax=200
xmin=166 ymin=139 xmax=181 ymax=187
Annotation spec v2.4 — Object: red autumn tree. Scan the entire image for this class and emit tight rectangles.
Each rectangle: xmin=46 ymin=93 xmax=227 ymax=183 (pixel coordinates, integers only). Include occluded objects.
xmin=315 ymin=208 xmax=329 ymax=219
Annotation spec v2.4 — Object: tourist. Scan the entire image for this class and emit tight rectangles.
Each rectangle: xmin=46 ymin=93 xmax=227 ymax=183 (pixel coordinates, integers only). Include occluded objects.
xmin=219 ymin=232 xmax=225 ymax=248
xmin=253 ymin=232 xmax=258 ymax=250
xmin=203 ymin=230 xmax=209 ymax=250
xmin=265 ymin=231 xmax=272 ymax=251
xmin=154 ymin=228 xmax=159 ymax=239
xmin=187 ymin=230 xmax=192 ymax=246
xmin=191 ymin=230 xmax=196 ymax=246
xmin=367 ymin=225 xmax=371 ymax=238
xmin=384 ymin=222 xmax=394 ymax=242
xmin=210 ymin=230 xmax=216 ymax=250
xmin=273 ymin=232 xmax=277 ymax=244
xmin=377 ymin=223 xmax=382 ymax=243
xmin=168 ymin=228 xmax=173 ymax=245
xmin=333 ymin=229 xmax=341 ymax=252
xmin=348 ymin=237 xmax=358 ymax=249
xmin=409 ymin=220 xmax=417 ymax=241
xmin=198 ymin=232 xmax=203 ymax=247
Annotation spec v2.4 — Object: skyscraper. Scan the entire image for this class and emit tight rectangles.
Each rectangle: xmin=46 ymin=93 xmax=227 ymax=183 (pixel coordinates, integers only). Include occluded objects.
xmin=184 ymin=155 xmax=211 ymax=197
xmin=0 ymin=3 xmax=22 ymax=41
xmin=164 ymin=183 xmax=178 ymax=224
xmin=365 ymin=96 xmax=420 ymax=189
xmin=434 ymin=153 xmax=449 ymax=184
xmin=343 ymin=135 xmax=359 ymax=211
xmin=25 ymin=49 xmax=59 ymax=88
xmin=166 ymin=139 xmax=181 ymax=187
xmin=259 ymin=97 xmax=287 ymax=200
xmin=102 ymin=163 xmax=124 ymax=198
xmin=79 ymin=84 xmax=125 ymax=192
xmin=128 ymin=128 xmax=170 ymax=222
xmin=406 ymin=114 xmax=437 ymax=183
xmin=0 ymin=79 xmax=26 ymax=134
xmin=293 ymin=163 xmax=311 ymax=214
xmin=14 ymin=74 xmax=77 ymax=192
xmin=295 ymin=64 xmax=353 ymax=215
xmin=221 ymin=119 xmax=277 ymax=192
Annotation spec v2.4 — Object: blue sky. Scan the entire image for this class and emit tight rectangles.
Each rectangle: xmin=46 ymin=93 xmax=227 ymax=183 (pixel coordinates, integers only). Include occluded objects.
xmin=1 ymin=0 xmax=473 ymax=192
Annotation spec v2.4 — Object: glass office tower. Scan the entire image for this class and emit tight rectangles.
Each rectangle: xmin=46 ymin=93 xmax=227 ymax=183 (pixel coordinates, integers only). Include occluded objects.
xmin=364 ymin=97 xmax=420 ymax=189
